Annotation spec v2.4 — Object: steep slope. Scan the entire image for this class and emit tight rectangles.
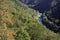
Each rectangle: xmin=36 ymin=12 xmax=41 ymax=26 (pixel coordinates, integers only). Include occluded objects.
xmin=0 ymin=0 xmax=60 ymax=40
xmin=20 ymin=0 xmax=60 ymax=33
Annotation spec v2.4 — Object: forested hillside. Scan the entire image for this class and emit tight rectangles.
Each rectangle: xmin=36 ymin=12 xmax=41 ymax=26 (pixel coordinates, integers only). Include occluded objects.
xmin=0 ymin=0 xmax=60 ymax=40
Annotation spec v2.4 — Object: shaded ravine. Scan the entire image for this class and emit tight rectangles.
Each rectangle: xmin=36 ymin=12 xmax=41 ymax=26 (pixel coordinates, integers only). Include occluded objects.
xmin=42 ymin=2 xmax=60 ymax=33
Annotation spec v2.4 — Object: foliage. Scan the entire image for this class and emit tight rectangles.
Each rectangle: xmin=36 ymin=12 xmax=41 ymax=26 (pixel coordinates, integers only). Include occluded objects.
xmin=0 ymin=0 xmax=60 ymax=40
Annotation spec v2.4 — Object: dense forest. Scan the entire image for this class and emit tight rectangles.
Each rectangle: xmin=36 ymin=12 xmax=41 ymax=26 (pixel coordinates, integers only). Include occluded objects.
xmin=0 ymin=0 xmax=60 ymax=40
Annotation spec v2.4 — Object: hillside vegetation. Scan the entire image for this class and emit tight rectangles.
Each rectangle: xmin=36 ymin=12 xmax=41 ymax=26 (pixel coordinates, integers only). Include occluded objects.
xmin=0 ymin=0 xmax=60 ymax=40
